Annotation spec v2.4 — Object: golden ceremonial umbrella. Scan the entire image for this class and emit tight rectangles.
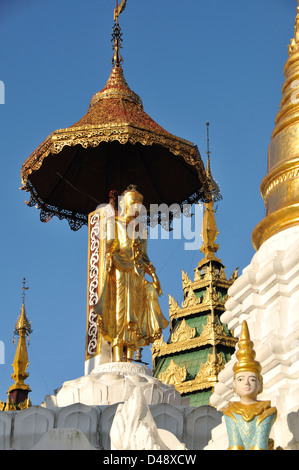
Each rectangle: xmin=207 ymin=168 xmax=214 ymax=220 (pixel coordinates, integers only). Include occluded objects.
xmin=20 ymin=3 xmax=215 ymax=231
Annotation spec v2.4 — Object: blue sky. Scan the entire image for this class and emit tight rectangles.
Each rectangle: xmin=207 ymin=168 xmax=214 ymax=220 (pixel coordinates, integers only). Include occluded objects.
xmin=0 ymin=0 xmax=296 ymax=406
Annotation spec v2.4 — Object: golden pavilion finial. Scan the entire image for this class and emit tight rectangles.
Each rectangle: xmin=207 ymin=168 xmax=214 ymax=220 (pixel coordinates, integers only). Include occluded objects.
xmin=112 ymin=0 xmax=127 ymax=66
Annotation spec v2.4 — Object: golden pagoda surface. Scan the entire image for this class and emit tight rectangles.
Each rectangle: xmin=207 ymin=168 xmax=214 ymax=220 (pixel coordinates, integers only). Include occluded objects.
xmin=252 ymin=2 xmax=299 ymax=249
xmin=0 ymin=279 xmax=32 ymax=411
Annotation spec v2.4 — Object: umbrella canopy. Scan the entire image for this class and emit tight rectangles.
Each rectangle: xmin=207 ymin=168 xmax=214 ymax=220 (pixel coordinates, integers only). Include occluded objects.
xmin=21 ymin=64 xmax=211 ymax=231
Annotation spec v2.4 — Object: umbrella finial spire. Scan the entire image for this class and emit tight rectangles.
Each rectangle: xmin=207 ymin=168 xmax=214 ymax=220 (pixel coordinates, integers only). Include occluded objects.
xmin=112 ymin=0 xmax=127 ymax=66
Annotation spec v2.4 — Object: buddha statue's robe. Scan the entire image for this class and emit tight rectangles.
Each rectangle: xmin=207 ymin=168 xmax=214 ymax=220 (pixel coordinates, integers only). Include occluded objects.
xmin=96 ymin=214 xmax=168 ymax=351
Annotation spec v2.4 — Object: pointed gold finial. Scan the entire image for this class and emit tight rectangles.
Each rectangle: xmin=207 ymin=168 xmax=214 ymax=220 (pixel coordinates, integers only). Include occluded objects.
xmin=112 ymin=0 xmax=127 ymax=66
xmin=252 ymin=4 xmax=299 ymax=249
xmin=198 ymin=202 xmax=221 ymax=266
xmin=6 ymin=278 xmax=32 ymax=409
xmin=288 ymin=0 xmax=299 ymax=55
xmin=233 ymin=321 xmax=262 ymax=386
xmin=198 ymin=124 xmax=222 ymax=268
xmin=13 ymin=278 xmax=32 ymax=342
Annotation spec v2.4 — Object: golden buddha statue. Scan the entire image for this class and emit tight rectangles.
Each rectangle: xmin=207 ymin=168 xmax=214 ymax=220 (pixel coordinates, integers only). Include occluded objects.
xmin=95 ymin=185 xmax=168 ymax=362
xmin=222 ymin=321 xmax=277 ymax=450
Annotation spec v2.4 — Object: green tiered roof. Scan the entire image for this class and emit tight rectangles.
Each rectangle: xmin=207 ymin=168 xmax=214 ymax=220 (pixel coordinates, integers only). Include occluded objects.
xmin=152 ymin=197 xmax=238 ymax=406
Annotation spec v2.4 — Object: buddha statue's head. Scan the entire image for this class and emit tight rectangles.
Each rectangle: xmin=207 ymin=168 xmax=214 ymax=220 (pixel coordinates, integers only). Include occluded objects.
xmin=119 ymin=184 xmax=144 ymax=218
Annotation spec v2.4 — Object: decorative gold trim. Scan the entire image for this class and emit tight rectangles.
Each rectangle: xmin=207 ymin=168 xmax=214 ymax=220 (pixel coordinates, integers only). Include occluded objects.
xmin=168 ymin=295 xmax=180 ymax=316
xmin=153 ymin=333 xmax=236 ymax=357
xmin=151 ymin=335 xmax=167 ymax=369
xmin=195 ymin=350 xmax=224 ymax=382
xmin=175 ymin=348 xmax=225 ymax=395
xmin=222 ymin=400 xmax=277 ymax=425
xmin=181 ymin=287 xmax=201 ymax=309
xmin=169 ymin=271 xmax=231 ymax=320
xmin=153 ymin=315 xmax=237 ymax=358
xmin=170 ymin=319 xmax=196 ymax=343
xmin=189 ymin=276 xmax=232 ymax=292
xmin=169 ymin=302 xmax=226 ymax=321
xmin=181 ymin=270 xmax=192 ymax=289
xmin=85 ymin=208 xmax=105 ymax=360
xmin=200 ymin=315 xmax=226 ymax=343
xmin=21 ymin=124 xmax=204 ymax=189
xmin=158 ymin=359 xmax=187 ymax=385
xmin=176 ymin=378 xmax=217 ymax=394
xmin=251 ymin=203 xmax=299 ymax=250
xmin=260 ymin=158 xmax=299 ymax=200
xmin=151 ymin=335 xmax=167 ymax=351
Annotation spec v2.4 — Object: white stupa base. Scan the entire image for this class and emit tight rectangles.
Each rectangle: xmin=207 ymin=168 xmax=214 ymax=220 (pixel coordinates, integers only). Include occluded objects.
xmin=205 ymin=226 xmax=299 ymax=450
xmin=0 ymin=361 xmax=222 ymax=450
xmin=43 ymin=361 xmax=188 ymax=408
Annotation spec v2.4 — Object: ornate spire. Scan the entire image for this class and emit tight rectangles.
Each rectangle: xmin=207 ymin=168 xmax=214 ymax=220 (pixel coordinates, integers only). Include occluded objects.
xmin=13 ymin=278 xmax=32 ymax=341
xmin=205 ymin=123 xmax=222 ymax=202
xmin=199 ymin=203 xmax=222 ymax=267
xmin=233 ymin=321 xmax=262 ymax=384
xmin=288 ymin=1 xmax=299 ymax=55
xmin=198 ymin=124 xmax=222 ymax=268
xmin=112 ymin=0 xmax=127 ymax=66
xmin=6 ymin=278 xmax=32 ymax=410
xmin=252 ymin=4 xmax=299 ymax=249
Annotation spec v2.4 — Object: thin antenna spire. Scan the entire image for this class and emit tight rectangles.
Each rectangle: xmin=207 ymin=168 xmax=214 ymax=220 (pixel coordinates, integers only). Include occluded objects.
xmin=206 ymin=122 xmax=211 ymax=177
xmin=206 ymin=122 xmax=210 ymax=157
xmin=112 ymin=0 xmax=127 ymax=66
xmin=22 ymin=277 xmax=29 ymax=305
xmin=203 ymin=122 xmax=222 ymax=202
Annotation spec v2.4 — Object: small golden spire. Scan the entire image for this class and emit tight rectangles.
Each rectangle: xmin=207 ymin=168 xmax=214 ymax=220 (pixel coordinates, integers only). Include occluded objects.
xmin=13 ymin=278 xmax=32 ymax=342
xmin=288 ymin=0 xmax=299 ymax=55
xmin=198 ymin=202 xmax=221 ymax=267
xmin=252 ymin=4 xmax=299 ymax=249
xmin=6 ymin=278 xmax=32 ymax=410
xmin=198 ymin=124 xmax=222 ymax=268
xmin=233 ymin=321 xmax=262 ymax=384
